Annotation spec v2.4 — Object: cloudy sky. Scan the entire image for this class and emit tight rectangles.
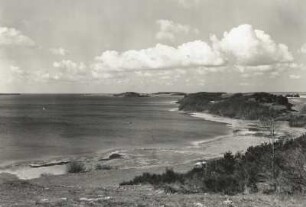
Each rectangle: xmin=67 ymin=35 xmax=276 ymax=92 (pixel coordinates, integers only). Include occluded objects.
xmin=0 ymin=0 xmax=305 ymax=93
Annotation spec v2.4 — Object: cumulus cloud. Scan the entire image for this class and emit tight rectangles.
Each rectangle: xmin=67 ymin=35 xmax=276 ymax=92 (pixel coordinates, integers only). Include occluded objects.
xmin=9 ymin=61 xmax=87 ymax=82
xmin=0 ymin=27 xmax=35 ymax=46
xmin=50 ymin=47 xmax=68 ymax=56
xmin=49 ymin=60 xmax=88 ymax=81
xmin=92 ymin=41 xmax=225 ymax=73
xmin=91 ymin=24 xmax=293 ymax=75
xmin=211 ymin=24 xmax=293 ymax=66
xmin=8 ymin=65 xmax=36 ymax=81
xmin=11 ymin=24 xmax=296 ymax=86
xmin=156 ymin=19 xmax=199 ymax=42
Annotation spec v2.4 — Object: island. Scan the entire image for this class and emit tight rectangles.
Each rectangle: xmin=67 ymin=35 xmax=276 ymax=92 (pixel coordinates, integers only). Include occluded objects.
xmin=113 ymin=92 xmax=149 ymax=97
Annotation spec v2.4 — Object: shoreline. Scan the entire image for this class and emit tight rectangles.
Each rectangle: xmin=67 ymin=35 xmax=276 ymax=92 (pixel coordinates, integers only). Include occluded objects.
xmin=189 ymin=111 xmax=306 ymax=151
xmin=1 ymin=107 xmax=305 ymax=181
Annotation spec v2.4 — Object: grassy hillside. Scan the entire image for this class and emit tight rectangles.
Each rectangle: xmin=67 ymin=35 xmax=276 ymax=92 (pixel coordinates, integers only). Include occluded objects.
xmin=178 ymin=92 xmax=292 ymax=120
xmin=121 ymin=134 xmax=306 ymax=195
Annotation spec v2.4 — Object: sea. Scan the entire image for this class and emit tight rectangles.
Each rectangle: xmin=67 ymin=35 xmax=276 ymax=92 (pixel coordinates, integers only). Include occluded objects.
xmin=0 ymin=94 xmax=230 ymax=164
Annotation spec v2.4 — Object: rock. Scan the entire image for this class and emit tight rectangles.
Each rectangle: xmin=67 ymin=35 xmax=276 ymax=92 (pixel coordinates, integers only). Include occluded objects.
xmin=194 ymin=202 xmax=206 ymax=207
xmin=194 ymin=161 xmax=207 ymax=169
xmin=223 ymin=198 xmax=234 ymax=206
xmin=109 ymin=153 xmax=123 ymax=159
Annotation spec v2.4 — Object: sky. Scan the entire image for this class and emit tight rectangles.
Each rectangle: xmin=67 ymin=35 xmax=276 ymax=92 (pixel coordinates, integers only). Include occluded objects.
xmin=0 ymin=0 xmax=305 ymax=93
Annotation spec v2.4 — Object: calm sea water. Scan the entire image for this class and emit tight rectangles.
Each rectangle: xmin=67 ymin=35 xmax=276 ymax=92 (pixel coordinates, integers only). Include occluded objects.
xmin=0 ymin=94 xmax=230 ymax=163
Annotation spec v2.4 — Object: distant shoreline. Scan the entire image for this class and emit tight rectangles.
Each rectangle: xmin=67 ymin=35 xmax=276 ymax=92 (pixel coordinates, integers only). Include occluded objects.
xmin=0 ymin=93 xmax=21 ymax=95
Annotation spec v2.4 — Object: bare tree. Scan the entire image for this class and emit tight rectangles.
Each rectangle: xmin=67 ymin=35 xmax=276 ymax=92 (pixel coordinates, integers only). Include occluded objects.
xmin=259 ymin=109 xmax=279 ymax=190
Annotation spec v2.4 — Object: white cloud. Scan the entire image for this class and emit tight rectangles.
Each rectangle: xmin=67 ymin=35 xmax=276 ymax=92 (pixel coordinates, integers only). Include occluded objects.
xmin=10 ymin=65 xmax=23 ymax=75
xmin=93 ymin=41 xmax=224 ymax=73
xmin=211 ymin=24 xmax=293 ymax=66
xmin=300 ymin=44 xmax=306 ymax=54
xmin=92 ymin=24 xmax=293 ymax=75
xmin=0 ymin=27 xmax=35 ymax=46
xmin=10 ymin=24 xmax=297 ymax=86
xmin=48 ymin=60 xmax=88 ymax=81
xmin=50 ymin=47 xmax=68 ymax=56
xmin=156 ymin=19 xmax=199 ymax=42
xmin=235 ymin=65 xmax=274 ymax=73
xmin=289 ymin=74 xmax=301 ymax=79
xmin=8 ymin=62 xmax=87 ymax=82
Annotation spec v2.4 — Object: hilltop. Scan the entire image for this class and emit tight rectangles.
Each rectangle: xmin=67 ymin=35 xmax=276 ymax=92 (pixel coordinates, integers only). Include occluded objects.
xmin=178 ymin=92 xmax=306 ymax=127
xmin=178 ymin=92 xmax=293 ymax=120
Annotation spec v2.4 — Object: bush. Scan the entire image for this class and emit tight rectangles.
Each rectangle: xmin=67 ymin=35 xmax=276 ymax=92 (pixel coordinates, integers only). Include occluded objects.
xmin=66 ymin=161 xmax=86 ymax=173
xmin=120 ymin=134 xmax=306 ymax=195
xmin=289 ymin=115 xmax=306 ymax=127
xmin=120 ymin=168 xmax=183 ymax=186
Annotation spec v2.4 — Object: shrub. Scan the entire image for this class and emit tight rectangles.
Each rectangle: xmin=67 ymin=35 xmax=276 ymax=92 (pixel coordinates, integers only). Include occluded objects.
xmin=120 ymin=134 xmax=306 ymax=195
xmin=120 ymin=168 xmax=183 ymax=186
xmin=289 ymin=115 xmax=306 ymax=127
xmin=66 ymin=161 xmax=86 ymax=173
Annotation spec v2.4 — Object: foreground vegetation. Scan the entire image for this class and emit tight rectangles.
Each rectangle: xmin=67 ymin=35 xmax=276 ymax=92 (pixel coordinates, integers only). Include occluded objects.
xmin=121 ymin=134 xmax=306 ymax=195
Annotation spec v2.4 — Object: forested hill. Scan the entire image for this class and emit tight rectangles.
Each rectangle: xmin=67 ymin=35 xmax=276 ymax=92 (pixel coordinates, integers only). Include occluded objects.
xmin=178 ymin=92 xmax=293 ymax=120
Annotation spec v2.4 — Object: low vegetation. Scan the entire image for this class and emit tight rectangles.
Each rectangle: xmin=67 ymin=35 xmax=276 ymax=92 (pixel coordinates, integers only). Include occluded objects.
xmin=285 ymin=93 xmax=300 ymax=98
xmin=121 ymin=134 xmax=306 ymax=195
xmin=301 ymin=105 xmax=306 ymax=115
xmin=289 ymin=115 xmax=306 ymax=127
xmin=66 ymin=161 xmax=86 ymax=173
xmin=179 ymin=92 xmax=292 ymax=120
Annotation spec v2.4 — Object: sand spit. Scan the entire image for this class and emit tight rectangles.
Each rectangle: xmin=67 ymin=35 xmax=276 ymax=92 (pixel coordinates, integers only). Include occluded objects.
xmin=187 ymin=112 xmax=306 ymax=159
